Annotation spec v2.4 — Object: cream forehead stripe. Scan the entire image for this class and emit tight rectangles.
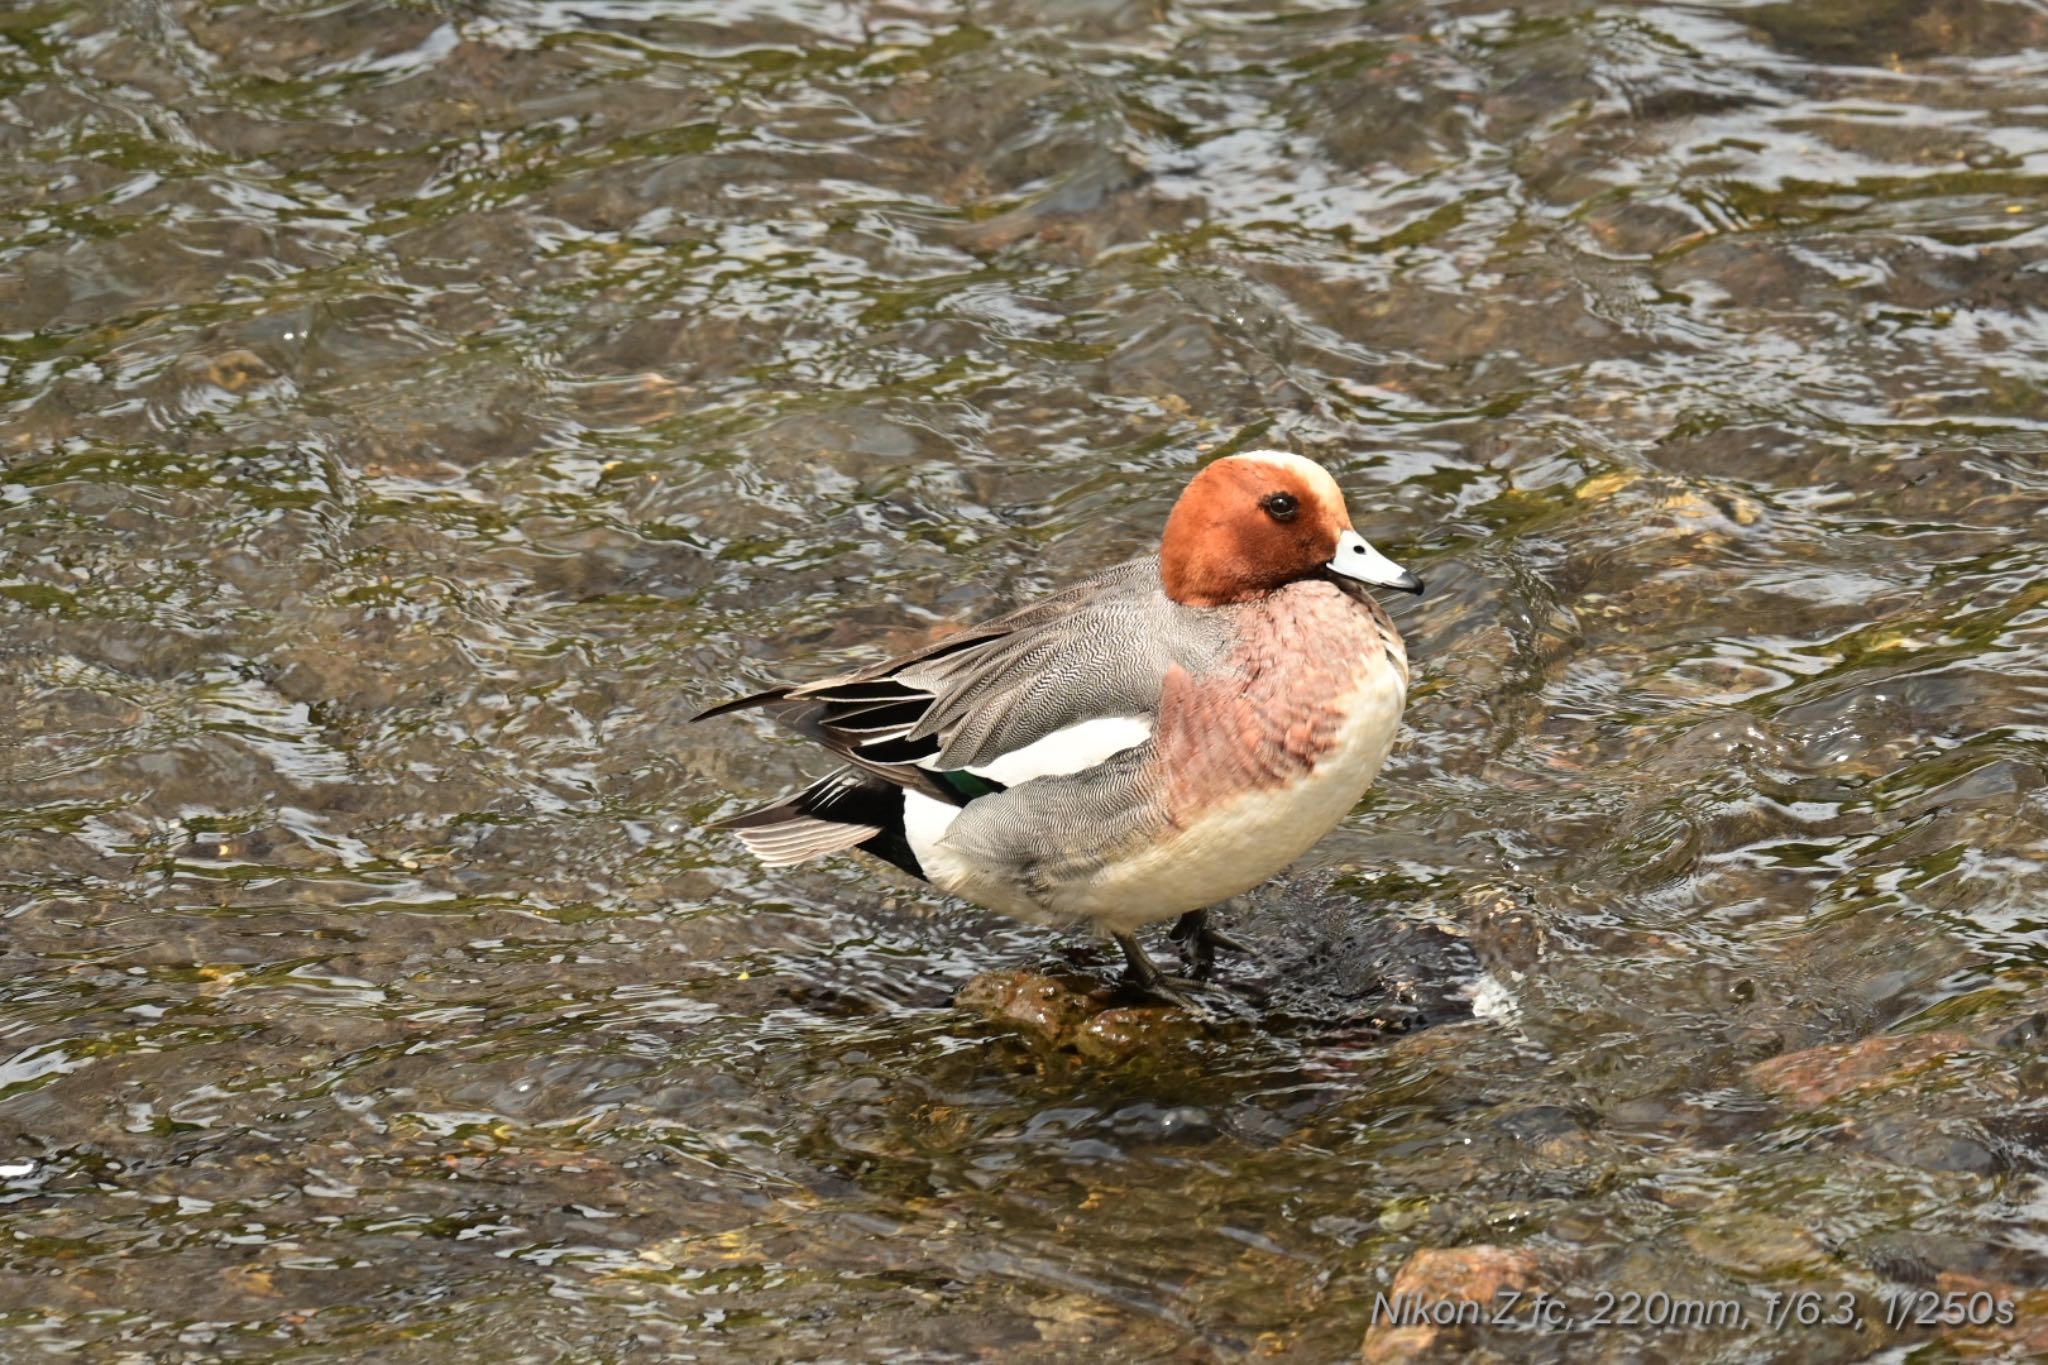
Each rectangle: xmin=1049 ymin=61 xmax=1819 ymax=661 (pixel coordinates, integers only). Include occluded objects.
xmin=1232 ymin=450 xmax=1349 ymax=517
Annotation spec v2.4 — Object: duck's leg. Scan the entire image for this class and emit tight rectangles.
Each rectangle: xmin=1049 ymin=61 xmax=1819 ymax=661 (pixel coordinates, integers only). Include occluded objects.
xmin=1112 ymin=931 xmax=1201 ymax=1010
xmin=1170 ymin=907 xmax=1251 ymax=979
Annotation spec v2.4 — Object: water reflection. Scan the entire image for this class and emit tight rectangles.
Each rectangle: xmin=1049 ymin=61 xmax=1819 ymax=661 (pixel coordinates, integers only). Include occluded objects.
xmin=2 ymin=0 xmax=2047 ymax=1357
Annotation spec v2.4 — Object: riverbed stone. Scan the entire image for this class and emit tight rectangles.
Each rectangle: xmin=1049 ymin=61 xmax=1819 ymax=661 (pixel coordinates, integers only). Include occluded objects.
xmin=1747 ymin=1031 xmax=1977 ymax=1108
xmin=955 ymin=970 xmax=1110 ymax=1045
xmin=1360 ymin=1245 xmax=1543 ymax=1362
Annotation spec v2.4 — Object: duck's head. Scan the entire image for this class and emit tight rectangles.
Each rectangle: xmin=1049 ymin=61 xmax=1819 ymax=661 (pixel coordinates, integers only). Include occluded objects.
xmin=1158 ymin=450 xmax=1423 ymax=607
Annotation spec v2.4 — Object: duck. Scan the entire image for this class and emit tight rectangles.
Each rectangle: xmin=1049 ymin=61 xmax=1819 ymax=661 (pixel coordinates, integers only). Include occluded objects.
xmin=694 ymin=450 xmax=1424 ymax=1001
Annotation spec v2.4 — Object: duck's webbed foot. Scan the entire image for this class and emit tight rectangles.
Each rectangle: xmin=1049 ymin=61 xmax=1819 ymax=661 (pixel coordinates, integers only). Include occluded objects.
xmin=1112 ymin=931 xmax=1204 ymax=1011
xmin=1169 ymin=907 xmax=1251 ymax=979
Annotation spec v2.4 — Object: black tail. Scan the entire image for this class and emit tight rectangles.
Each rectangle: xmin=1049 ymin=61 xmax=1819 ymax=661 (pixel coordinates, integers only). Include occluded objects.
xmin=692 ymin=686 xmax=793 ymax=722
xmin=713 ymin=767 xmax=924 ymax=879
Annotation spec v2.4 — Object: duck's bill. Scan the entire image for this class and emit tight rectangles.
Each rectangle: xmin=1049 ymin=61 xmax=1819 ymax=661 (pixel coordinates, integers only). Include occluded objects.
xmin=1327 ymin=529 xmax=1424 ymax=595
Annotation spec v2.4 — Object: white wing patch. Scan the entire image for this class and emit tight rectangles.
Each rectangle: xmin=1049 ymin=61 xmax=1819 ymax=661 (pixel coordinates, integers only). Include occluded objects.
xmin=903 ymin=715 xmax=1153 ymax=879
xmin=950 ymin=715 xmax=1152 ymax=786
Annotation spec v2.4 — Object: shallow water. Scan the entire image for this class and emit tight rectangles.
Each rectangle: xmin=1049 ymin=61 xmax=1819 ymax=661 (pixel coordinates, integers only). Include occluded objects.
xmin=4 ymin=0 xmax=2048 ymax=1359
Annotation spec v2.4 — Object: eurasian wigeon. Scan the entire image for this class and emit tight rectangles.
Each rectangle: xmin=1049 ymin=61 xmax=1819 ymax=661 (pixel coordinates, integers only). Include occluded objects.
xmin=696 ymin=451 xmax=1424 ymax=1000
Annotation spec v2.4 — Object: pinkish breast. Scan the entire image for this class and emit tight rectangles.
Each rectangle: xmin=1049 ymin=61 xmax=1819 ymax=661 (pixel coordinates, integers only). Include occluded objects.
xmin=1154 ymin=580 xmax=1404 ymax=826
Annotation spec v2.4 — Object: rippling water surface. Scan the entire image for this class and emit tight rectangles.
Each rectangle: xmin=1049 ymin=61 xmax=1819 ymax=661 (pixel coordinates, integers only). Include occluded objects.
xmin=5 ymin=0 xmax=2048 ymax=1358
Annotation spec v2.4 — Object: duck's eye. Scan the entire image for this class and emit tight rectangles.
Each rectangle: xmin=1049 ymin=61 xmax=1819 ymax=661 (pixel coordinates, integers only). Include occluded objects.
xmin=1260 ymin=491 xmax=1300 ymax=523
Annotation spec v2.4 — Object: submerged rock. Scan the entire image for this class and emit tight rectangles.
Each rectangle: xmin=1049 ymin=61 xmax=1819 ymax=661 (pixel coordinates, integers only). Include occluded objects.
xmin=1360 ymin=1244 xmax=1545 ymax=1362
xmin=954 ymin=970 xmax=1209 ymax=1062
xmin=956 ymin=969 xmax=1113 ymax=1045
xmin=1074 ymin=1006 xmax=1204 ymax=1062
xmin=1747 ymin=1031 xmax=1977 ymax=1108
